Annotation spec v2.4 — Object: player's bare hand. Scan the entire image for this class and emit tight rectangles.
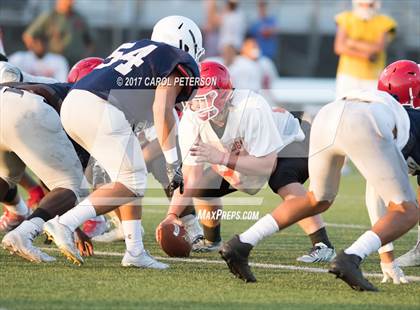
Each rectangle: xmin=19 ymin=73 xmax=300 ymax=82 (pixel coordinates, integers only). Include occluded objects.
xmin=156 ymin=214 xmax=184 ymax=241
xmin=75 ymin=228 xmax=94 ymax=257
xmin=190 ymin=141 xmax=225 ymax=165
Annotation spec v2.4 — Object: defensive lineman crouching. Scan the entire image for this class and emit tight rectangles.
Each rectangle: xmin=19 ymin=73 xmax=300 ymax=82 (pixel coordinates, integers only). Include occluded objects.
xmin=159 ymin=61 xmax=336 ymax=274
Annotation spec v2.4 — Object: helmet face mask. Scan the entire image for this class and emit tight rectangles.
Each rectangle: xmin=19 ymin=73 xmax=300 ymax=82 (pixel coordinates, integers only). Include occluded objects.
xmin=190 ymin=88 xmax=234 ymax=121
xmin=191 ymin=90 xmax=220 ymax=121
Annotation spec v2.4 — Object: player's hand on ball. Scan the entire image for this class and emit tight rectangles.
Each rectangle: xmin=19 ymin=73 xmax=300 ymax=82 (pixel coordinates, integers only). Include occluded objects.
xmin=190 ymin=141 xmax=225 ymax=165
xmin=166 ymin=160 xmax=184 ymax=196
xmin=380 ymin=261 xmax=409 ymax=284
xmin=75 ymin=228 xmax=94 ymax=257
xmin=156 ymin=214 xmax=184 ymax=240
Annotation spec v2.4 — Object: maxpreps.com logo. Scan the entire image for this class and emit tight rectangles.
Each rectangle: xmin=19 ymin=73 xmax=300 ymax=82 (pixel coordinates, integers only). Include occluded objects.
xmin=197 ymin=209 xmax=260 ymax=221
xmin=116 ymin=76 xmax=217 ymax=87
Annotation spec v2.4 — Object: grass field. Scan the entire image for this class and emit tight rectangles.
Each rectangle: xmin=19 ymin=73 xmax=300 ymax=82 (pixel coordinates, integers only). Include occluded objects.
xmin=1 ymin=173 xmax=419 ymax=310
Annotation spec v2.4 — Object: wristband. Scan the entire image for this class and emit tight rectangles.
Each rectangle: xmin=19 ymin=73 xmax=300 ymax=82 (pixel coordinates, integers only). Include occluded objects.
xmin=167 ymin=212 xmax=179 ymax=218
xmin=163 ymin=147 xmax=178 ymax=164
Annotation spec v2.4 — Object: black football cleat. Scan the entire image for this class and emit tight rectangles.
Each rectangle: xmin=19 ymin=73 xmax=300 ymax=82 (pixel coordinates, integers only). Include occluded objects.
xmin=219 ymin=235 xmax=256 ymax=283
xmin=329 ymin=250 xmax=378 ymax=292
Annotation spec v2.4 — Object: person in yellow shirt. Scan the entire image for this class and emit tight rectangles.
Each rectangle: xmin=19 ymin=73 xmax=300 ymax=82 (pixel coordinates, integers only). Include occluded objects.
xmin=334 ymin=0 xmax=397 ymax=98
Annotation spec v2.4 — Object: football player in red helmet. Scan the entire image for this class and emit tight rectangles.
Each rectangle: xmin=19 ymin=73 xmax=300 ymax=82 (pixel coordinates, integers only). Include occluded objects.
xmin=368 ymin=60 xmax=420 ymax=269
xmin=67 ymin=57 xmax=104 ymax=83
xmin=378 ymin=59 xmax=420 ymax=108
xmin=161 ymin=61 xmax=336 ymax=265
xmin=163 ymin=60 xmax=418 ymax=291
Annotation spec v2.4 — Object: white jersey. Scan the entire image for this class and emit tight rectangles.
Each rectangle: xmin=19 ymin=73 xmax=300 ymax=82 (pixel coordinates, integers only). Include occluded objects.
xmin=0 ymin=61 xmax=58 ymax=84
xmin=341 ymin=89 xmax=410 ymax=149
xmin=179 ymin=90 xmax=304 ymax=193
xmin=9 ymin=51 xmax=69 ymax=82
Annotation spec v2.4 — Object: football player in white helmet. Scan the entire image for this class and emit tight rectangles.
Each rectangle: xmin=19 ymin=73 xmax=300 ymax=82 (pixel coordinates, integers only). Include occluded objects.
xmin=151 ymin=15 xmax=205 ymax=62
xmin=43 ymin=15 xmax=203 ymax=269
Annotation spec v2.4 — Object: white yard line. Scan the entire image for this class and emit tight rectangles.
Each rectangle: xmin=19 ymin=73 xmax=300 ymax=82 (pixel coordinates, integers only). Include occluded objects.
xmin=41 ymin=248 xmax=420 ymax=282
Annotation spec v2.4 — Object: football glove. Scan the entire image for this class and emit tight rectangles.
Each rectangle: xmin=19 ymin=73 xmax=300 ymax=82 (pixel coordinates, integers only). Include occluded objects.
xmin=380 ymin=261 xmax=409 ymax=284
xmin=166 ymin=160 xmax=184 ymax=196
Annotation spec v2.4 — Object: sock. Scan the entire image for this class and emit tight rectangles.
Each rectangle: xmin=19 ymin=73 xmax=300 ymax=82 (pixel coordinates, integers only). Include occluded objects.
xmin=344 ymin=230 xmax=381 ymax=260
xmin=28 ymin=208 xmax=51 ymax=222
xmin=121 ymin=220 xmax=144 ymax=256
xmin=4 ymin=199 xmax=28 ymax=216
xmin=308 ymin=227 xmax=333 ymax=248
xmin=239 ymin=214 xmax=279 ymax=246
xmin=58 ymin=198 xmax=97 ymax=231
xmin=203 ymin=224 xmax=221 ymax=243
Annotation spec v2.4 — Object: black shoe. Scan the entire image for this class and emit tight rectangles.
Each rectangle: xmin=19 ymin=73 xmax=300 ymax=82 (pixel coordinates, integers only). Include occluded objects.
xmin=329 ymin=250 xmax=378 ymax=292
xmin=219 ymin=235 xmax=256 ymax=283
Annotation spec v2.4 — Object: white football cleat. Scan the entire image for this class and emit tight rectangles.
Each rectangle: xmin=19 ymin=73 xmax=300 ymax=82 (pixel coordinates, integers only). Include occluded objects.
xmin=2 ymin=228 xmax=56 ymax=263
xmin=395 ymin=242 xmax=420 ymax=267
xmin=121 ymin=250 xmax=168 ymax=269
xmin=180 ymin=214 xmax=204 ymax=244
xmin=92 ymin=227 xmax=124 ymax=242
xmin=296 ymin=242 xmax=336 ymax=263
xmin=43 ymin=216 xmax=83 ymax=266
xmin=93 ymin=223 xmax=144 ymax=243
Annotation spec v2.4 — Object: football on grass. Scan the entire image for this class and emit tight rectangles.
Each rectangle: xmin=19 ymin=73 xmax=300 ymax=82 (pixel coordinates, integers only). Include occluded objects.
xmin=156 ymin=223 xmax=192 ymax=257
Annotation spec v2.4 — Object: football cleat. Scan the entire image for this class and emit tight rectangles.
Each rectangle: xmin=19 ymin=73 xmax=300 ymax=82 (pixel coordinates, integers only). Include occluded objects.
xmin=2 ymin=227 xmax=56 ymax=263
xmin=329 ymin=251 xmax=378 ymax=292
xmin=296 ymin=242 xmax=336 ymax=263
xmin=121 ymin=250 xmax=169 ymax=269
xmin=395 ymin=242 xmax=420 ymax=267
xmin=92 ymin=227 xmax=124 ymax=243
xmin=82 ymin=216 xmax=108 ymax=238
xmin=192 ymin=237 xmax=222 ymax=253
xmin=43 ymin=216 xmax=83 ymax=266
xmin=0 ymin=209 xmax=28 ymax=232
xmin=93 ymin=221 xmax=144 ymax=243
xmin=219 ymin=235 xmax=256 ymax=283
xmin=180 ymin=214 xmax=204 ymax=244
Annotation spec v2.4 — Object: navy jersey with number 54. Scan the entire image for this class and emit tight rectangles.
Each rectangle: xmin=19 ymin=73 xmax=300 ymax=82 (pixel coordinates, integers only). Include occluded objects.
xmin=73 ymin=39 xmax=199 ymax=124
xmin=402 ymin=106 xmax=420 ymax=185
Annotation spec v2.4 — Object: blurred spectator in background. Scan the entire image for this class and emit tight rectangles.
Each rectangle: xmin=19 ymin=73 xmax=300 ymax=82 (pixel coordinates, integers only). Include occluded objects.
xmin=22 ymin=0 xmax=94 ymax=66
xmin=9 ymin=33 xmax=69 ymax=81
xmin=249 ymin=0 xmax=278 ymax=60
xmin=218 ymin=0 xmax=246 ymax=53
xmin=229 ymin=35 xmax=263 ymax=92
xmin=203 ymin=0 xmax=220 ymax=58
xmin=334 ymin=0 xmax=396 ymax=98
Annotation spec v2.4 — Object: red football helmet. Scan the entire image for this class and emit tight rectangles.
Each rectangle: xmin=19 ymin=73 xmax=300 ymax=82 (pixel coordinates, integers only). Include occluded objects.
xmin=191 ymin=61 xmax=233 ymax=121
xmin=378 ymin=60 xmax=420 ymax=108
xmin=67 ymin=57 xmax=104 ymax=83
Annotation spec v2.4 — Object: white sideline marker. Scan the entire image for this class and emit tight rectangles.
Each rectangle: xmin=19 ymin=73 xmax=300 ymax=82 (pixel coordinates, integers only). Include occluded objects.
xmin=41 ymin=248 xmax=420 ymax=282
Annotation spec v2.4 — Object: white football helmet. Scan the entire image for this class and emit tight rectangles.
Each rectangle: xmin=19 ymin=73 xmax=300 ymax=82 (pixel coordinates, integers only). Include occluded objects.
xmin=0 ymin=61 xmax=22 ymax=83
xmin=151 ymin=15 xmax=205 ymax=62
